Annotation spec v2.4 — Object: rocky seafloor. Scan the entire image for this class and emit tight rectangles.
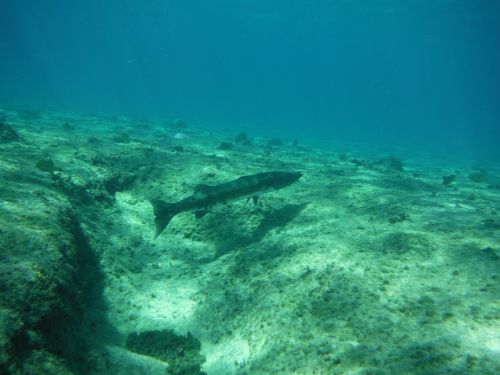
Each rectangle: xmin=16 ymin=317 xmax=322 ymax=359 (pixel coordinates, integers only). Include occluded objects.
xmin=0 ymin=104 xmax=499 ymax=374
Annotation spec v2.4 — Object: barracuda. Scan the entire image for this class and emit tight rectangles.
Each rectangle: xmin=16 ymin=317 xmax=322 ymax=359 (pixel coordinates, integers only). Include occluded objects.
xmin=151 ymin=171 xmax=302 ymax=237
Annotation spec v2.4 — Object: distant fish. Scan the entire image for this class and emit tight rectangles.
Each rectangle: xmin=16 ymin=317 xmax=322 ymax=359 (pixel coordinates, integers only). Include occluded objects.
xmin=151 ymin=171 xmax=302 ymax=237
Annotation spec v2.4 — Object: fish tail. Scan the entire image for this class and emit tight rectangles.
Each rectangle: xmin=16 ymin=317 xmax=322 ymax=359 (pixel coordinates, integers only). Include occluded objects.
xmin=150 ymin=199 xmax=177 ymax=238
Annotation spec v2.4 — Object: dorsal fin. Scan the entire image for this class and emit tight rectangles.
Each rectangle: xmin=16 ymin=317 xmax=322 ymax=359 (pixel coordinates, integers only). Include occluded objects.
xmin=194 ymin=183 xmax=211 ymax=192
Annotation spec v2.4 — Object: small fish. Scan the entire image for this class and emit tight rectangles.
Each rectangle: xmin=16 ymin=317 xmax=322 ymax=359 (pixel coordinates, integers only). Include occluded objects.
xmin=151 ymin=171 xmax=302 ymax=237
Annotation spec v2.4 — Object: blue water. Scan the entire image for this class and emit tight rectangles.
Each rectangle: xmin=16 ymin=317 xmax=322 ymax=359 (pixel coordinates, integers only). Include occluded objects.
xmin=1 ymin=1 xmax=499 ymax=158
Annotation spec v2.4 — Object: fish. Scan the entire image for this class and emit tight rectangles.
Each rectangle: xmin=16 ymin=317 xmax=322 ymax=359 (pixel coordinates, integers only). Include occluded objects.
xmin=151 ymin=171 xmax=302 ymax=237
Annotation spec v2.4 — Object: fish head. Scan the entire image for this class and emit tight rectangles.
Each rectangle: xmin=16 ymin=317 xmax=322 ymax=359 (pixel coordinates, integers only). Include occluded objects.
xmin=271 ymin=171 xmax=302 ymax=189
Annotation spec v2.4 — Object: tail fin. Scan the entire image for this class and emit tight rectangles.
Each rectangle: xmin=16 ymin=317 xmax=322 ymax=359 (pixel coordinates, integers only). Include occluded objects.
xmin=150 ymin=199 xmax=177 ymax=238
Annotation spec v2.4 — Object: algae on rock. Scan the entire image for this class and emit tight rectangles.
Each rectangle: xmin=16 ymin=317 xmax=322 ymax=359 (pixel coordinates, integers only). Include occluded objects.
xmin=126 ymin=329 xmax=206 ymax=375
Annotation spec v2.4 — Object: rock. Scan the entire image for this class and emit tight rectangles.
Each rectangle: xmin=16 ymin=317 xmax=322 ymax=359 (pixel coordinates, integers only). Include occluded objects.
xmin=105 ymin=345 xmax=168 ymax=375
xmin=126 ymin=329 xmax=206 ymax=375
xmin=62 ymin=122 xmax=75 ymax=131
xmin=468 ymin=170 xmax=489 ymax=183
xmin=35 ymin=158 xmax=58 ymax=173
xmin=87 ymin=136 xmax=100 ymax=144
xmin=218 ymin=141 xmax=233 ymax=150
xmin=173 ymin=118 xmax=188 ymax=128
xmin=104 ymin=172 xmax=137 ymax=195
xmin=374 ymin=156 xmax=404 ymax=171
xmin=0 ymin=121 xmax=18 ymax=142
xmin=268 ymin=138 xmax=284 ymax=146
xmin=442 ymin=174 xmax=456 ymax=187
xmin=0 ymin=158 xmax=111 ymax=373
xmin=112 ymin=132 xmax=131 ymax=143
xmin=234 ymin=132 xmax=251 ymax=145
xmin=0 ymin=184 xmax=78 ymax=373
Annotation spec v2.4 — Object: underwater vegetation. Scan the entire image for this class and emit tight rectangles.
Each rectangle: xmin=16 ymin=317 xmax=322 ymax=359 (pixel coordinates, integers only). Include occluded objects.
xmin=126 ymin=329 xmax=206 ymax=375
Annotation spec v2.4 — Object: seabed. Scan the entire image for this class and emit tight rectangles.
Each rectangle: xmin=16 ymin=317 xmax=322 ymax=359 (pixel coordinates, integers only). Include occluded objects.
xmin=0 ymin=105 xmax=499 ymax=374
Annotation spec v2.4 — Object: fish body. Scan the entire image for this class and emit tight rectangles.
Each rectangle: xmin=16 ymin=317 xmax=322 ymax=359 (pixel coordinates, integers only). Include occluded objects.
xmin=151 ymin=171 xmax=302 ymax=237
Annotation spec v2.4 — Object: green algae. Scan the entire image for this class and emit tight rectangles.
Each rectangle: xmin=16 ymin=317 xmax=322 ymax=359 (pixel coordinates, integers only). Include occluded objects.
xmin=126 ymin=329 xmax=206 ymax=375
